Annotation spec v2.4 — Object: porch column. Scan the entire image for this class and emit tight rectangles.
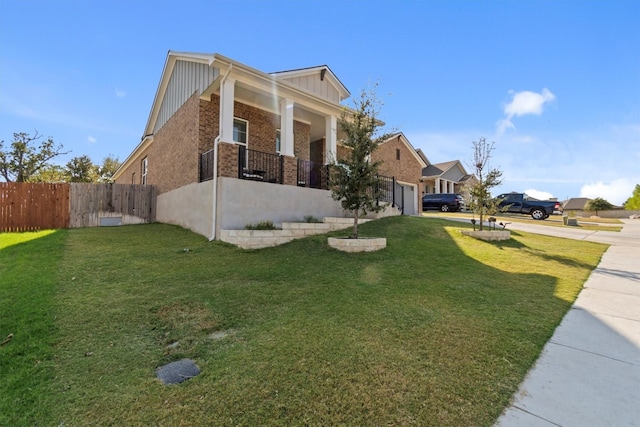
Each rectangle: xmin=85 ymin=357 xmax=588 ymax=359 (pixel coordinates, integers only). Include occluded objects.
xmin=435 ymin=178 xmax=441 ymax=193
xmin=325 ymin=115 xmax=337 ymax=163
xmin=219 ymin=77 xmax=236 ymax=143
xmin=280 ymin=99 xmax=295 ymax=157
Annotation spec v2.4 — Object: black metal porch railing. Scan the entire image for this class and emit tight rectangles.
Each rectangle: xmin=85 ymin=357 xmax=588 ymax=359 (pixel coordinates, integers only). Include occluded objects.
xmin=296 ymin=159 xmax=329 ymax=190
xmin=238 ymin=147 xmax=283 ymax=184
xmin=200 ymin=149 xmax=214 ymax=182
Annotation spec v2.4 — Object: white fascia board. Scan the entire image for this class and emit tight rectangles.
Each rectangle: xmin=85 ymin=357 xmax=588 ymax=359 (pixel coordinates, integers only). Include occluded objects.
xmin=112 ymin=134 xmax=154 ymax=180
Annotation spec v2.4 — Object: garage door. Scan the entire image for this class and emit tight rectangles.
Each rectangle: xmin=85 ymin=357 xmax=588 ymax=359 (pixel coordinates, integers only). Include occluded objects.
xmin=400 ymin=183 xmax=416 ymax=215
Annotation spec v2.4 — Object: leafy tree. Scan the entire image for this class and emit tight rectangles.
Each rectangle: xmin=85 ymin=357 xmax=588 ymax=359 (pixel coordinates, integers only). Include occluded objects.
xmin=584 ymin=197 xmax=613 ymax=216
xmin=330 ymin=86 xmax=391 ymax=239
xmin=97 ymin=155 xmax=121 ymax=183
xmin=0 ymin=131 xmax=69 ymax=182
xmin=623 ymin=184 xmax=640 ymax=210
xmin=66 ymin=155 xmax=98 ymax=182
xmin=465 ymin=137 xmax=503 ymax=231
xmin=29 ymin=165 xmax=69 ymax=183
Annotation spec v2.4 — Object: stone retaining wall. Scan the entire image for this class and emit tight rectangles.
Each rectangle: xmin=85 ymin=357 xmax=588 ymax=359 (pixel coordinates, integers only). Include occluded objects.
xmin=220 ymin=218 xmax=371 ymax=249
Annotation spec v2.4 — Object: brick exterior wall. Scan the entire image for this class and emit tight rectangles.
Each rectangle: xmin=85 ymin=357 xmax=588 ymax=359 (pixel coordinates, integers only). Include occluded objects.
xmin=282 ymin=156 xmax=297 ymax=186
xmin=116 ymin=145 xmax=152 ymax=185
xmin=115 ymin=92 xmax=201 ymax=194
xmin=218 ymin=141 xmax=239 ymax=178
xmin=374 ymin=135 xmax=423 ymax=185
xmin=199 ymin=94 xmax=219 ymax=155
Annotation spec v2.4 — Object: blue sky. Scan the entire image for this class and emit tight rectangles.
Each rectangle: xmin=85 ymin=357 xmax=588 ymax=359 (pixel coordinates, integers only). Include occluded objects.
xmin=1 ymin=0 xmax=639 ymax=205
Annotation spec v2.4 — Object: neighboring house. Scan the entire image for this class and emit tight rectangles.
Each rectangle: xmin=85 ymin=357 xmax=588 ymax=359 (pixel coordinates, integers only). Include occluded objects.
xmin=114 ymin=51 xmax=411 ymax=239
xmin=563 ymin=197 xmax=591 ymax=211
xmin=373 ymin=133 xmax=427 ymax=215
xmin=418 ymin=155 xmax=474 ymax=196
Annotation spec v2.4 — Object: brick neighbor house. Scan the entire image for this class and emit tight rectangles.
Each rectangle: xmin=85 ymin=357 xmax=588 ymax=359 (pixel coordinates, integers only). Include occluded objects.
xmin=113 ymin=51 xmax=469 ymax=239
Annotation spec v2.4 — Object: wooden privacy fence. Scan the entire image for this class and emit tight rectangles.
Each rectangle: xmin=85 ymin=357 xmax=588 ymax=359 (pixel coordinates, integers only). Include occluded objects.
xmin=0 ymin=182 xmax=156 ymax=232
xmin=0 ymin=182 xmax=70 ymax=232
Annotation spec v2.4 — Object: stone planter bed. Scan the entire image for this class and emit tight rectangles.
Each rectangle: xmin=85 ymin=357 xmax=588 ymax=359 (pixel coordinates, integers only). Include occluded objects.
xmin=327 ymin=237 xmax=387 ymax=252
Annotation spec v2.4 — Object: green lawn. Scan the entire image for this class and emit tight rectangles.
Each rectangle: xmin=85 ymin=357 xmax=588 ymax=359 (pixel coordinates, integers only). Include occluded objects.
xmin=0 ymin=217 xmax=607 ymax=426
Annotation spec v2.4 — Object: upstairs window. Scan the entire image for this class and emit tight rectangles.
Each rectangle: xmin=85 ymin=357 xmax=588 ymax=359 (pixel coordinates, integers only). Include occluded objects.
xmin=233 ymin=118 xmax=248 ymax=145
xmin=275 ymin=129 xmax=281 ymax=153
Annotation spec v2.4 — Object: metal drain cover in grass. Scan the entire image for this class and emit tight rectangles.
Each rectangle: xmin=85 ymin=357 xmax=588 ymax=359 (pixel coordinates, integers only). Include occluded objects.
xmin=156 ymin=358 xmax=200 ymax=385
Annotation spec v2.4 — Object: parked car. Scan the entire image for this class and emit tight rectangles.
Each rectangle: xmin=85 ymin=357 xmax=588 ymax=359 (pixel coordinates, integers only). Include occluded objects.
xmin=422 ymin=193 xmax=465 ymax=212
xmin=495 ymin=192 xmax=562 ymax=220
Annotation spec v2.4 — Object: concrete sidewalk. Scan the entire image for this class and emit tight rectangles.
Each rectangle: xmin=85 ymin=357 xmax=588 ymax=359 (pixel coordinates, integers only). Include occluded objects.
xmin=495 ymin=219 xmax=640 ymax=426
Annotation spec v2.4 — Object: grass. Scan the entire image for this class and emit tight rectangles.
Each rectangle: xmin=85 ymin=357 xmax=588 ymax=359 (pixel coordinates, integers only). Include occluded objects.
xmin=0 ymin=217 xmax=607 ymax=426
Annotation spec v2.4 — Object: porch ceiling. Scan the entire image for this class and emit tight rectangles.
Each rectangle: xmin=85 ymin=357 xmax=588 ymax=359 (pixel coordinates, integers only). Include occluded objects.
xmin=231 ymin=84 xmax=344 ymax=142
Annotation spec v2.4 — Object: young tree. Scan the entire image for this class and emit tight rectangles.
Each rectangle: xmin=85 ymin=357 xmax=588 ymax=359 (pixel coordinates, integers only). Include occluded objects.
xmin=330 ymin=86 xmax=391 ymax=239
xmin=465 ymin=137 xmax=503 ymax=231
xmin=0 ymin=131 xmax=69 ymax=182
xmin=623 ymin=184 xmax=640 ymax=210
xmin=584 ymin=197 xmax=614 ymax=216
xmin=66 ymin=155 xmax=99 ymax=182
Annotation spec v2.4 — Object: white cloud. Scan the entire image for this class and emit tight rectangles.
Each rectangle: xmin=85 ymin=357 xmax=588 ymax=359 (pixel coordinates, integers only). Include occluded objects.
xmin=497 ymin=88 xmax=556 ymax=135
xmin=524 ymin=189 xmax=555 ymax=200
xmin=87 ymin=136 xmax=97 ymax=144
xmin=579 ymin=178 xmax=639 ymax=206
xmin=115 ymin=89 xmax=126 ymax=98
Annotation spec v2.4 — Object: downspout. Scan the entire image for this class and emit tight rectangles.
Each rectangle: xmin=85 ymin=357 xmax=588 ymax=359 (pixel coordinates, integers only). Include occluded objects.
xmin=209 ymin=63 xmax=233 ymax=241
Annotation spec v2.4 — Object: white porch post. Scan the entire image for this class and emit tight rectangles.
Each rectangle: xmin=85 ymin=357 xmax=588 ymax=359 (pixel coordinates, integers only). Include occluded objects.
xmin=280 ymin=99 xmax=295 ymax=157
xmin=435 ymin=178 xmax=441 ymax=193
xmin=325 ymin=115 xmax=337 ymax=164
xmin=449 ymin=181 xmax=454 ymax=193
xmin=220 ymin=77 xmax=236 ymax=143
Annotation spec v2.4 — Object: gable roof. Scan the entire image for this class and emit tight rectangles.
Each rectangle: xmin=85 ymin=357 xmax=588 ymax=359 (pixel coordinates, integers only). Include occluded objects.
xmin=563 ymin=197 xmax=591 ymax=210
xmin=271 ymin=65 xmax=350 ymax=101
xmin=380 ymin=133 xmax=428 ymax=167
xmin=415 ymin=148 xmax=430 ymax=165
xmin=421 ymin=159 xmax=468 ymax=179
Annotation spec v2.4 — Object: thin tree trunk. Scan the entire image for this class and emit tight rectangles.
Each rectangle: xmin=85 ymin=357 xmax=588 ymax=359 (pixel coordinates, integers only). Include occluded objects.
xmin=352 ymin=211 xmax=359 ymax=239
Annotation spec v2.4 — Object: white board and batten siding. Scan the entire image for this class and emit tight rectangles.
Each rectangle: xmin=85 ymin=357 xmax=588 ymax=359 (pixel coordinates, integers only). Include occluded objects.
xmin=279 ymin=74 xmax=342 ymax=103
xmin=154 ymin=60 xmax=219 ymax=133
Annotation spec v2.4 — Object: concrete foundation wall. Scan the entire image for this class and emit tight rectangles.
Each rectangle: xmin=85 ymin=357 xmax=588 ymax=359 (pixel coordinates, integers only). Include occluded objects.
xmin=157 ymin=181 xmax=214 ymax=238
xmin=216 ymin=177 xmax=344 ymax=231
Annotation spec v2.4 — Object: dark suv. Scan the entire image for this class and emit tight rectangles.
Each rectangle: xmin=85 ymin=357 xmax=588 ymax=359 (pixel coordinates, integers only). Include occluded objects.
xmin=422 ymin=193 xmax=465 ymax=212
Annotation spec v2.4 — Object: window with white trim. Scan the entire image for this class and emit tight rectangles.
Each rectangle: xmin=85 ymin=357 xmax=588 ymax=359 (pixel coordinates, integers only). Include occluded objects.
xmin=233 ymin=118 xmax=248 ymax=145
xmin=141 ymin=157 xmax=148 ymax=185
xmin=275 ymin=129 xmax=281 ymax=153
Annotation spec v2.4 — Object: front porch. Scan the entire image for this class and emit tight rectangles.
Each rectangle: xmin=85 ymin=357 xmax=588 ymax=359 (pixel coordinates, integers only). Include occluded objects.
xmin=200 ymin=145 xmax=330 ymax=190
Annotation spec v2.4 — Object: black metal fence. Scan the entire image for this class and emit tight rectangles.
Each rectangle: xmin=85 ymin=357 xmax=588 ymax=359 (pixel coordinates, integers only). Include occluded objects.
xmin=297 ymin=159 xmax=329 ymax=189
xmin=238 ymin=147 xmax=283 ymax=184
xmin=376 ymin=175 xmax=403 ymax=213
